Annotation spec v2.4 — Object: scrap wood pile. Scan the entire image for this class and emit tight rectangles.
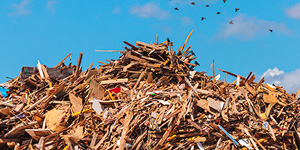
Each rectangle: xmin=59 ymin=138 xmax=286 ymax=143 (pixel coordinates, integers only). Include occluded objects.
xmin=1 ymin=33 xmax=300 ymax=150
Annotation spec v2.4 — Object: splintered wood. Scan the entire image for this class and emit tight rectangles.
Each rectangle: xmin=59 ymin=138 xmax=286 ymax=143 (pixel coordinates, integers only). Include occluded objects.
xmin=0 ymin=33 xmax=300 ymax=149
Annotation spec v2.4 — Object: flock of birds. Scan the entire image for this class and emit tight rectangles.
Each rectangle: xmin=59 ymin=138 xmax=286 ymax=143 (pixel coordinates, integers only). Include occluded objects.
xmin=173 ymin=1 xmax=273 ymax=32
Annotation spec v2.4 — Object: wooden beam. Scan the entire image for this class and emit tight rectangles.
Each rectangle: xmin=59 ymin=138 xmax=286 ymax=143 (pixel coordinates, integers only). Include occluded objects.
xmin=54 ymin=53 xmax=72 ymax=69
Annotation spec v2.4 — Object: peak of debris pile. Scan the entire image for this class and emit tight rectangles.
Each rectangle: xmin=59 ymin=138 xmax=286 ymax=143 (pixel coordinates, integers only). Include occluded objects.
xmin=0 ymin=35 xmax=300 ymax=149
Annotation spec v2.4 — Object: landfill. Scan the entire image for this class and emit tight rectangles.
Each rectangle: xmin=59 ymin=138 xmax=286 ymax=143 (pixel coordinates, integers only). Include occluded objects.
xmin=0 ymin=32 xmax=300 ymax=149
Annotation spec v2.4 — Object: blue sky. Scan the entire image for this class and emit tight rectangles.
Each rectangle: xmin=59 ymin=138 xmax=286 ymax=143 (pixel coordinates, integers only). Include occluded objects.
xmin=0 ymin=0 xmax=300 ymax=93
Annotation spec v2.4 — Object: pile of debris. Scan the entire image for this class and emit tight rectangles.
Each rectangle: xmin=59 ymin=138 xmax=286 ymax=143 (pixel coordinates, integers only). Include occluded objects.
xmin=1 ymin=32 xmax=300 ymax=150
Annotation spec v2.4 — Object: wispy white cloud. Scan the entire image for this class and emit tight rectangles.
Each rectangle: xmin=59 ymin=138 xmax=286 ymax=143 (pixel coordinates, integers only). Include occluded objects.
xmin=113 ymin=5 xmax=121 ymax=14
xmin=48 ymin=0 xmax=58 ymax=12
xmin=9 ymin=0 xmax=32 ymax=16
xmin=130 ymin=2 xmax=169 ymax=20
xmin=261 ymin=67 xmax=300 ymax=93
xmin=215 ymin=14 xmax=291 ymax=40
xmin=181 ymin=16 xmax=193 ymax=26
xmin=261 ymin=68 xmax=284 ymax=78
xmin=286 ymin=3 xmax=300 ymax=19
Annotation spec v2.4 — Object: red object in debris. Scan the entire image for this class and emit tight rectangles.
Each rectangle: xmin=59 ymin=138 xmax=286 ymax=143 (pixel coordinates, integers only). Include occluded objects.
xmin=109 ymin=87 xmax=121 ymax=94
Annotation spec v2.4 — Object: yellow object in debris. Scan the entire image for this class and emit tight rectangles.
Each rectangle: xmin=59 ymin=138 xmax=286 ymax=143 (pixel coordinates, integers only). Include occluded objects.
xmin=167 ymin=134 xmax=176 ymax=142
xmin=71 ymin=108 xmax=92 ymax=117
xmin=63 ymin=146 xmax=68 ymax=150
xmin=108 ymin=90 xmax=115 ymax=100
xmin=260 ymin=113 xmax=266 ymax=120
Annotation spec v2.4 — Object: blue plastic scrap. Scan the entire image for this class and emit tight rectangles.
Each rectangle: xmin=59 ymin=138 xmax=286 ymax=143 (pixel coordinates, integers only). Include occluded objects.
xmin=218 ymin=125 xmax=239 ymax=147
xmin=0 ymin=86 xmax=9 ymax=98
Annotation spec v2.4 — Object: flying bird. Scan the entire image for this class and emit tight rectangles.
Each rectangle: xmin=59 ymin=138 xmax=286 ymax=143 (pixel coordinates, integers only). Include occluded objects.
xmin=174 ymin=7 xmax=179 ymax=10
xmin=269 ymin=29 xmax=273 ymax=32
xmin=235 ymin=8 xmax=240 ymax=12
xmin=229 ymin=21 xmax=233 ymax=24
xmin=206 ymin=5 xmax=209 ymax=7
xmin=191 ymin=2 xmax=195 ymax=5
xmin=223 ymin=0 xmax=226 ymax=3
xmin=201 ymin=17 xmax=206 ymax=21
xmin=216 ymin=12 xmax=220 ymax=14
